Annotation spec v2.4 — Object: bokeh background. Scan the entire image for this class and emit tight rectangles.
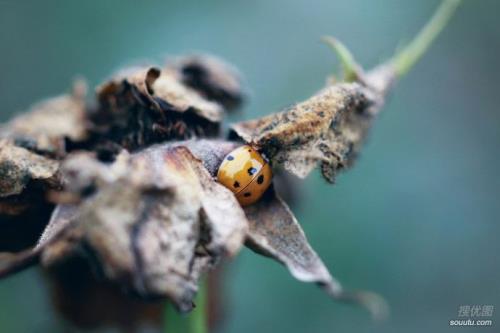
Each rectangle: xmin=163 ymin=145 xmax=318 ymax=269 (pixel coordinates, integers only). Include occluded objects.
xmin=1 ymin=0 xmax=499 ymax=332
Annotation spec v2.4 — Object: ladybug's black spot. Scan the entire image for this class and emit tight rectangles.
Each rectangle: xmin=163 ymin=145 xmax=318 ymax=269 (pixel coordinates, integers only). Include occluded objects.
xmin=248 ymin=149 xmax=252 ymax=152
xmin=233 ymin=181 xmax=240 ymax=188
xmin=227 ymin=155 xmax=234 ymax=161
xmin=257 ymin=175 xmax=264 ymax=184
xmin=248 ymin=167 xmax=257 ymax=176
xmin=243 ymin=192 xmax=251 ymax=197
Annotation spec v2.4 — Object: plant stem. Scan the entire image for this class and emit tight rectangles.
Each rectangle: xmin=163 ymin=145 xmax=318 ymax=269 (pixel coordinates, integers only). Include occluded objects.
xmin=164 ymin=278 xmax=208 ymax=333
xmin=391 ymin=0 xmax=462 ymax=78
xmin=189 ymin=279 xmax=208 ymax=333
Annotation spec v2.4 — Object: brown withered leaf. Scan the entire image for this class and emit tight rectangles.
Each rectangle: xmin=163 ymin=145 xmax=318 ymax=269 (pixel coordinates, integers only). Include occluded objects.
xmin=231 ymin=83 xmax=375 ymax=183
xmin=92 ymin=55 xmax=242 ymax=151
xmin=0 ymin=81 xmax=87 ymax=157
xmin=245 ymin=187 xmax=341 ymax=287
xmin=244 ymin=187 xmax=388 ymax=319
xmin=40 ymin=144 xmax=247 ymax=312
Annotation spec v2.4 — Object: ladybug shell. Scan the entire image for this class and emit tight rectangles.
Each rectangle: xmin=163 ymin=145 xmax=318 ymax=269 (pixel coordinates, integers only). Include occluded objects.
xmin=217 ymin=145 xmax=272 ymax=206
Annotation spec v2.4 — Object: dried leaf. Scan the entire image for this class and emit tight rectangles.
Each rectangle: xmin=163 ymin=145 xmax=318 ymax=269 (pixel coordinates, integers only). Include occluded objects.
xmin=231 ymin=83 xmax=375 ymax=182
xmin=94 ymin=67 xmax=211 ymax=149
xmin=92 ymin=55 xmax=242 ymax=151
xmin=244 ymin=187 xmax=342 ymax=287
xmin=40 ymin=143 xmax=248 ymax=312
xmin=244 ymin=187 xmax=388 ymax=319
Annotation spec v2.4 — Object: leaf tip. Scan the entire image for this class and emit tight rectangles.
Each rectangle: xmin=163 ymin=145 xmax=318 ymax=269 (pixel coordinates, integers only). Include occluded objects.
xmin=322 ymin=283 xmax=390 ymax=322
xmin=322 ymin=36 xmax=362 ymax=82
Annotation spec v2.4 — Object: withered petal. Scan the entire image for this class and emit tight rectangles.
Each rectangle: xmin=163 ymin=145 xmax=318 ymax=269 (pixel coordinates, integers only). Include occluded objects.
xmin=231 ymin=83 xmax=375 ymax=183
xmin=93 ymin=55 xmax=243 ymax=150
xmin=244 ymin=187 xmax=342 ymax=286
xmin=38 ymin=142 xmax=248 ymax=312
xmin=244 ymin=187 xmax=388 ymax=319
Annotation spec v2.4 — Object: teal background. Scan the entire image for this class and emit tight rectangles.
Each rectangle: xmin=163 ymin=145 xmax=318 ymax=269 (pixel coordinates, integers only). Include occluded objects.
xmin=1 ymin=0 xmax=499 ymax=332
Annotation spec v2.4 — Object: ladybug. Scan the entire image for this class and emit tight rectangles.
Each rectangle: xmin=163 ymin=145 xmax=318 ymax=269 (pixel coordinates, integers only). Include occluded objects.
xmin=217 ymin=145 xmax=272 ymax=206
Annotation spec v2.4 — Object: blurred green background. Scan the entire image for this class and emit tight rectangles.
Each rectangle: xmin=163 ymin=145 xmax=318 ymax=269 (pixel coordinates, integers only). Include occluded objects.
xmin=1 ymin=0 xmax=499 ymax=332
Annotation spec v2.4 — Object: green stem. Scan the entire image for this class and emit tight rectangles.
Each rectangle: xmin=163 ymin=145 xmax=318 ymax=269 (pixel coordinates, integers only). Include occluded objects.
xmin=189 ymin=279 xmax=208 ymax=333
xmin=391 ymin=0 xmax=462 ymax=77
xmin=164 ymin=278 xmax=208 ymax=333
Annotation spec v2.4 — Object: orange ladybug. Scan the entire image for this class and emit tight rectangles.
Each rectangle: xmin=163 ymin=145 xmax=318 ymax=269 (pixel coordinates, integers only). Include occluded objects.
xmin=217 ymin=145 xmax=272 ymax=206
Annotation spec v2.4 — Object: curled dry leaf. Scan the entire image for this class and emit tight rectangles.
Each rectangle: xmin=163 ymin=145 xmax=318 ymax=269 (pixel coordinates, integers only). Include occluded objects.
xmin=39 ymin=143 xmax=247 ymax=312
xmin=91 ymin=56 xmax=243 ymax=151
xmin=231 ymin=77 xmax=391 ymax=183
